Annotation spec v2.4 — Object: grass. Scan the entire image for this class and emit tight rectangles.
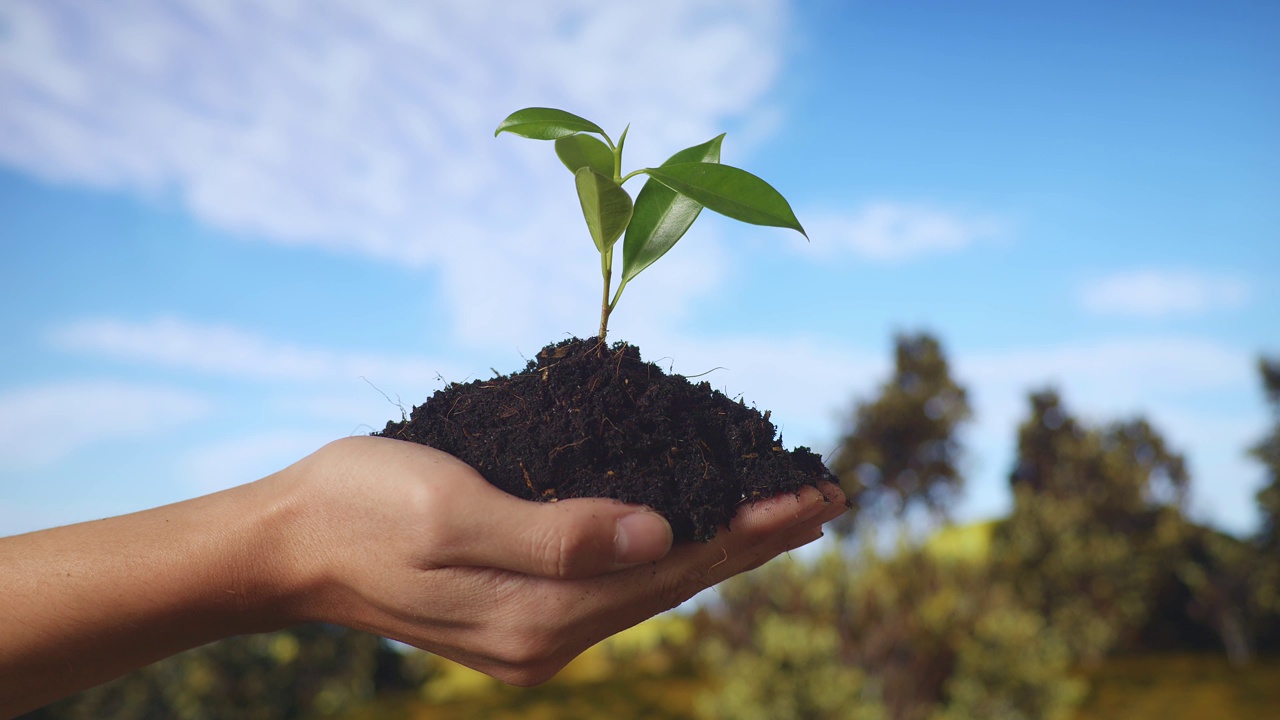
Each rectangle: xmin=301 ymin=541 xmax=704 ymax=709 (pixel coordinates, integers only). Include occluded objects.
xmin=1074 ymin=653 xmax=1280 ymax=720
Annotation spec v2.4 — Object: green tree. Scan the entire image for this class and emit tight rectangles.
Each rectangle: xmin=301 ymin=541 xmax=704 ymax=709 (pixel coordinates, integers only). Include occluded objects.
xmin=1248 ymin=356 xmax=1280 ymax=642
xmin=1250 ymin=357 xmax=1280 ymax=550
xmin=697 ymin=549 xmax=1083 ymax=720
xmin=25 ymin=625 xmax=399 ymax=720
xmin=829 ymin=334 xmax=971 ymax=530
xmin=995 ymin=390 xmax=1190 ymax=664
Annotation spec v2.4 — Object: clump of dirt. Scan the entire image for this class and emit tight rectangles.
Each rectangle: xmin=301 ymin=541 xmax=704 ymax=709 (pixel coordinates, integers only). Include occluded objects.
xmin=379 ymin=337 xmax=835 ymax=541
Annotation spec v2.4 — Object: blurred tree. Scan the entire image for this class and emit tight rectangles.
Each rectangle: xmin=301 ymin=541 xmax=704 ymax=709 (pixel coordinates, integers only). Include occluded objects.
xmin=1166 ymin=526 xmax=1261 ymax=664
xmin=1250 ymin=357 xmax=1280 ymax=550
xmin=995 ymin=390 xmax=1191 ymax=664
xmin=697 ymin=549 xmax=1083 ymax=720
xmin=933 ymin=582 xmax=1084 ymax=720
xmin=829 ymin=333 xmax=971 ymax=531
xmin=1008 ymin=391 xmax=1189 ymax=517
xmin=24 ymin=625 xmax=401 ymax=720
xmin=1248 ymin=356 xmax=1280 ymax=645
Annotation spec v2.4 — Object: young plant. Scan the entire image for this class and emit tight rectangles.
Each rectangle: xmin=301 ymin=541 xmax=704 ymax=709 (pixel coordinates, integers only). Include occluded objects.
xmin=496 ymin=107 xmax=806 ymax=343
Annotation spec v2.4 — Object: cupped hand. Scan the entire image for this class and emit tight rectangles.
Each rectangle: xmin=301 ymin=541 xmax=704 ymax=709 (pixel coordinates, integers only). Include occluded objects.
xmin=269 ymin=436 xmax=845 ymax=685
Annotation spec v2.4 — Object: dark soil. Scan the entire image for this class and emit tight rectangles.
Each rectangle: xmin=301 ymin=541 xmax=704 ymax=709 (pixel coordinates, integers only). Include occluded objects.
xmin=378 ymin=337 xmax=836 ymax=542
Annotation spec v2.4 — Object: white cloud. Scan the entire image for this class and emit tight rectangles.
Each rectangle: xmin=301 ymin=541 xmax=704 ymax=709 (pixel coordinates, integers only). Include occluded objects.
xmin=960 ymin=335 xmax=1250 ymax=411
xmin=1077 ymin=269 xmax=1250 ymax=318
xmin=50 ymin=316 xmax=466 ymax=387
xmin=0 ymin=0 xmax=787 ymax=348
xmin=0 ymin=381 xmax=210 ymax=468
xmin=801 ymin=201 xmax=1008 ymax=262
xmin=178 ymin=430 xmax=334 ymax=494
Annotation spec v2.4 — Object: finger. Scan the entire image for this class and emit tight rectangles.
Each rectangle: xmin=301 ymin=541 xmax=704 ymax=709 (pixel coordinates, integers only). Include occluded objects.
xmin=531 ymin=488 xmax=833 ymax=648
xmin=435 ymin=483 xmax=674 ymax=580
xmin=667 ymin=483 xmax=839 ymax=569
xmin=726 ymin=484 xmax=837 ymax=537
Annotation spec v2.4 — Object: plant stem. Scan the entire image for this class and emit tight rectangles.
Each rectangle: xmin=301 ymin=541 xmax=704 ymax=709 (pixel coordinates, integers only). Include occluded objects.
xmin=609 ymin=277 xmax=629 ymax=313
xmin=598 ymin=123 xmax=627 ymax=345
xmin=619 ymin=168 xmax=647 ymax=184
xmin=598 ymin=248 xmax=613 ymax=344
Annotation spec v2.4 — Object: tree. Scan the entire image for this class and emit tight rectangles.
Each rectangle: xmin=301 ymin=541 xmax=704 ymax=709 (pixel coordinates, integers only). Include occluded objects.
xmin=995 ymin=390 xmax=1191 ymax=664
xmin=1247 ymin=356 xmax=1280 ymax=645
xmin=697 ymin=548 xmax=1083 ymax=720
xmin=1009 ymin=390 xmax=1188 ymax=519
xmin=1250 ymin=357 xmax=1280 ymax=550
xmin=830 ymin=333 xmax=971 ymax=531
xmin=25 ymin=625 xmax=402 ymax=720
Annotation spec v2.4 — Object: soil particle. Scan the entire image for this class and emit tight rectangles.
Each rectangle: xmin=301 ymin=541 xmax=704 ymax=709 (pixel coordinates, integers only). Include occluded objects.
xmin=379 ymin=337 xmax=835 ymax=542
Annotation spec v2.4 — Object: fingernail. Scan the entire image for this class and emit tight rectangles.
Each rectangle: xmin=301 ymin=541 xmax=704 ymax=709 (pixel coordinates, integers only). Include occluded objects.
xmin=615 ymin=512 xmax=673 ymax=565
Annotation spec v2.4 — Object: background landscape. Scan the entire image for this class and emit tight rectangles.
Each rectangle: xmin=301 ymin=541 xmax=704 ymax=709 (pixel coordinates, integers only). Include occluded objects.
xmin=3 ymin=1 xmax=1277 ymax=717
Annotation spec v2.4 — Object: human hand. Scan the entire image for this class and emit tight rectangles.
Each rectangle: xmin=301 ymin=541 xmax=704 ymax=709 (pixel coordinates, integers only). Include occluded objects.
xmin=266 ymin=436 xmax=846 ymax=685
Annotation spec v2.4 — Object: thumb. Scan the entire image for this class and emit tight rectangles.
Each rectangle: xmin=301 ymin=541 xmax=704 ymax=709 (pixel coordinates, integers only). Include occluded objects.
xmin=438 ymin=487 xmax=674 ymax=579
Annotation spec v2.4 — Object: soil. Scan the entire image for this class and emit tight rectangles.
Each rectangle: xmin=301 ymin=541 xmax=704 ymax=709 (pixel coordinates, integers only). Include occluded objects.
xmin=378 ymin=337 xmax=836 ymax=542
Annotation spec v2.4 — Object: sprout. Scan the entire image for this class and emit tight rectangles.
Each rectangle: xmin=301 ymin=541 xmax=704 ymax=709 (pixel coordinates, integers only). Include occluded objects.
xmin=496 ymin=107 xmax=806 ymax=343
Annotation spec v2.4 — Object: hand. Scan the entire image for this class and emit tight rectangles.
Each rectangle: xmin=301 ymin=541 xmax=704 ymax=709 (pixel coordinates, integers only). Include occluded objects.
xmin=0 ymin=435 xmax=845 ymax=716
xmin=268 ymin=436 xmax=846 ymax=685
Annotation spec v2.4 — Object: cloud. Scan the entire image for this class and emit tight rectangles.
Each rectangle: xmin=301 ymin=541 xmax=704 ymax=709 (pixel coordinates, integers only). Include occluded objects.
xmin=0 ymin=0 xmax=787 ymax=348
xmin=1077 ymin=269 xmax=1250 ymax=317
xmin=178 ymin=430 xmax=335 ymax=493
xmin=800 ymin=201 xmax=1008 ymax=262
xmin=49 ymin=316 xmax=465 ymax=387
xmin=0 ymin=381 xmax=210 ymax=468
xmin=960 ymin=335 xmax=1250 ymax=409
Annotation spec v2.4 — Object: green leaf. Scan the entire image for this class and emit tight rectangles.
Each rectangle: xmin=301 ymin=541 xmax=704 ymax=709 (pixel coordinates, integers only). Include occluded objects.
xmin=554 ymin=134 xmax=615 ymax=177
xmin=575 ymin=167 xmax=633 ymax=253
xmin=643 ymin=162 xmax=806 ymax=237
xmin=495 ymin=107 xmax=606 ymax=140
xmin=617 ymin=123 xmax=630 ymax=157
xmin=621 ymin=134 xmax=725 ymax=284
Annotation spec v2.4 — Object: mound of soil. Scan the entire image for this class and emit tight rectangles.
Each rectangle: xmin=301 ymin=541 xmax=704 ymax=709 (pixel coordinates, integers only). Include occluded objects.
xmin=379 ymin=337 xmax=835 ymax=541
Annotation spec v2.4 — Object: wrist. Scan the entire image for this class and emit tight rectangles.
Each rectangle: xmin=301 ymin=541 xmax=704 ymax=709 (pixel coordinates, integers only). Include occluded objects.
xmin=231 ymin=466 xmax=332 ymax=631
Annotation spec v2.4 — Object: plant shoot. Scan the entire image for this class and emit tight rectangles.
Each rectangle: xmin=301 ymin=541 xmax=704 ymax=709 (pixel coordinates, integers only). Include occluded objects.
xmin=496 ymin=107 xmax=806 ymax=343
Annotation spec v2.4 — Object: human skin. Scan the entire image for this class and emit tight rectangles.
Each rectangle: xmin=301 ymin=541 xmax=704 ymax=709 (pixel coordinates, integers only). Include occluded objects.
xmin=0 ymin=435 xmax=845 ymax=717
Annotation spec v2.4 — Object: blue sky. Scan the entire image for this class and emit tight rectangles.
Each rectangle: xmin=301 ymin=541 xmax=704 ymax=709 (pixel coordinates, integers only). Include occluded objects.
xmin=1 ymin=0 xmax=1276 ymax=538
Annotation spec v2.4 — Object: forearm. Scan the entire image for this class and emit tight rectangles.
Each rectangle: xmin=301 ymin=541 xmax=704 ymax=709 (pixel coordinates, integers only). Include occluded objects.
xmin=0 ymin=477 xmax=304 ymax=717
xmin=0 ymin=436 xmax=844 ymax=713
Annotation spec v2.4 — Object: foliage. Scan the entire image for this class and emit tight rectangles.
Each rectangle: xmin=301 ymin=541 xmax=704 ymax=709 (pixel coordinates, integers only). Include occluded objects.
xmin=933 ymin=584 xmax=1084 ymax=720
xmin=343 ymin=615 xmax=706 ymax=720
xmin=1163 ymin=524 xmax=1267 ymax=664
xmin=1250 ymin=357 xmax=1280 ymax=552
xmin=697 ymin=548 xmax=1084 ymax=720
xmin=495 ymin=107 xmax=805 ymax=341
xmin=26 ymin=626 xmax=394 ymax=720
xmin=829 ymin=333 xmax=972 ymax=529
xmin=698 ymin=610 xmax=883 ymax=720
xmin=1248 ymin=357 xmax=1280 ymax=638
xmin=993 ymin=390 xmax=1191 ymax=664
xmin=1008 ymin=391 xmax=1189 ymax=518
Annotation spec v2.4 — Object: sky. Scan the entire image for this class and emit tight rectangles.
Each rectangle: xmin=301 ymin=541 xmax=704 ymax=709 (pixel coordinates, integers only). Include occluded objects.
xmin=1 ymin=0 xmax=1277 ymax=539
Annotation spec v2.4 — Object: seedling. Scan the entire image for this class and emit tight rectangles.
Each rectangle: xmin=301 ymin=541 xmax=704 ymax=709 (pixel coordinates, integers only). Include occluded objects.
xmin=496 ymin=107 xmax=806 ymax=343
